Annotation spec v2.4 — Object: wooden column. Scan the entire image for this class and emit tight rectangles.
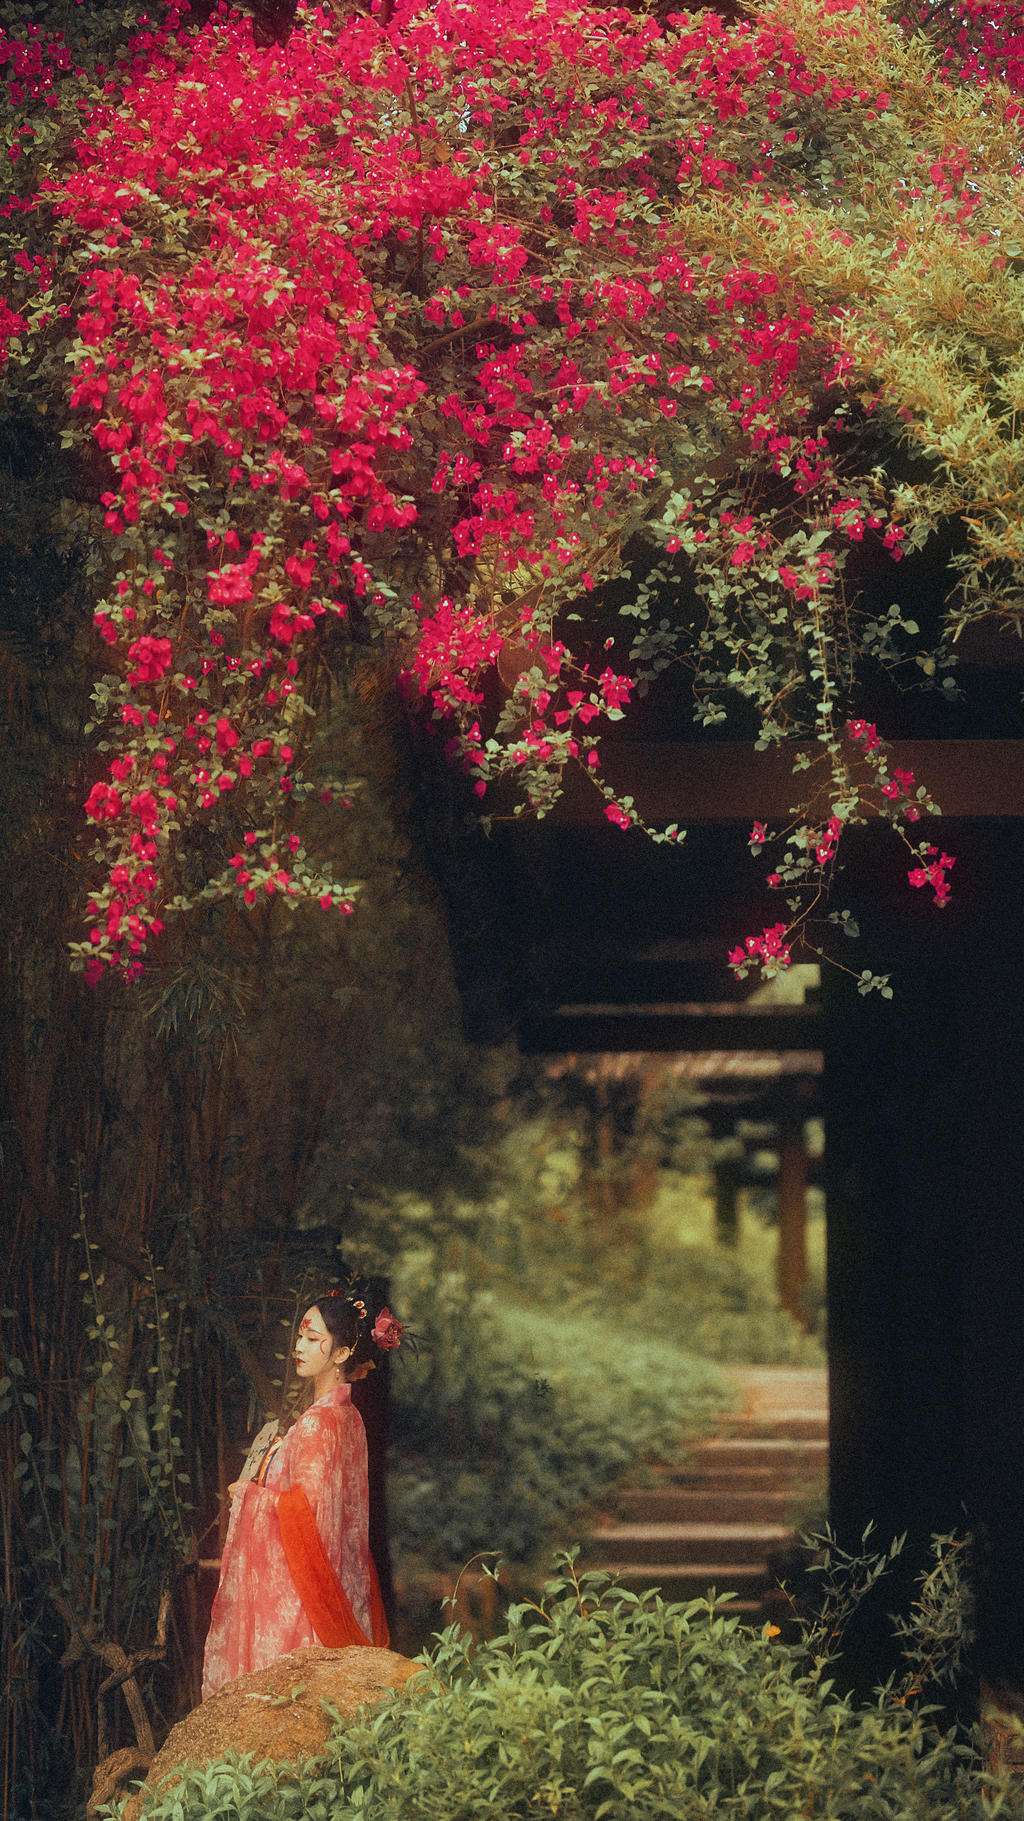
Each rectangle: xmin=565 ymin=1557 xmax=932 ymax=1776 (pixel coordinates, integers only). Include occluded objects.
xmin=955 ymin=835 xmax=1024 ymax=1691
xmin=823 ymin=823 xmax=1024 ymax=1696
xmin=713 ymin=1162 xmax=740 ymax=1247
xmin=776 ymin=1092 xmax=809 ymax=1328
xmin=824 ymin=932 xmax=966 ymax=1688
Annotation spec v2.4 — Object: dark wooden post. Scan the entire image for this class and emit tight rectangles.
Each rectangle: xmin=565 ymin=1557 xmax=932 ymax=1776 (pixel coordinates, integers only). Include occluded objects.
xmin=776 ymin=1090 xmax=809 ymax=1327
xmin=823 ymin=896 xmax=968 ymax=1686
xmin=352 ymin=1360 xmax=395 ymax=1628
xmin=955 ymin=834 xmax=1024 ymax=1691
xmin=823 ymin=824 xmax=1024 ymax=1696
xmin=713 ymin=1161 xmax=740 ymax=1247
xmin=351 ymin=1273 xmax=396 ymax=1626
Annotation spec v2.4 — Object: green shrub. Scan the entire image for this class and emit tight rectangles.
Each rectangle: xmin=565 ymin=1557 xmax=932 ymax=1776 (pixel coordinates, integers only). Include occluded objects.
xmin=103 ymin=1754 xmax=338 ymax=1820
xmin=111 ymin=1540 xmax=1022 ymax=1821
xmin=388 ymin=1286 xmax=730 ymax=1568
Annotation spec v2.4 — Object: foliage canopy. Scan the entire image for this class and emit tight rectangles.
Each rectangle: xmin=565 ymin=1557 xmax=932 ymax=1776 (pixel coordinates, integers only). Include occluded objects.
xmin=2 ymin=0 xmax=1024 ymax=983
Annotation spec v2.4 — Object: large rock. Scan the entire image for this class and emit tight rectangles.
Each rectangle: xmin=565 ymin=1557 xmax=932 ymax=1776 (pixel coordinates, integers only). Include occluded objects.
xmin=116 ymin=1645 xmax=421 ymax=1819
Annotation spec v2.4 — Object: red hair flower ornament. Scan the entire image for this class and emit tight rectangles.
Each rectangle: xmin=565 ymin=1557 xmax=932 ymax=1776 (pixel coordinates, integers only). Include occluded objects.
xmin=371 ymin=1308 xmax=403 ymax=1352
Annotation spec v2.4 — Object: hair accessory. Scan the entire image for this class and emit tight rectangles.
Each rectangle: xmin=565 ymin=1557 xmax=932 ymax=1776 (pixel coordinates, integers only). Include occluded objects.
xmin=371 ymin=1307 xmax=403 ymax=1352
xmin=352 ymin=1298 xmax=367 ymax=1320
xmin=321 ymin=1288 xmax=344 ymax=1299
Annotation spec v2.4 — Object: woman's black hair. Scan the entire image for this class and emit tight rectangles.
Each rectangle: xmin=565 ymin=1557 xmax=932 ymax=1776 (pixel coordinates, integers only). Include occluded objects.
xmin=309 ymin=1291 xmax=381 ymax=1377
xmin=311 ymin=1294 xmax=364 ymax=1351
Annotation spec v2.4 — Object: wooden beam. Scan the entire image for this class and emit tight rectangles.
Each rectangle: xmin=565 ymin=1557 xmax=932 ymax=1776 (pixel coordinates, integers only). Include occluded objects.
xmin=519 ymin=1006 xmax=823 ymax=1052
xmin=550 ymin=740 xmax=1024 ymax=822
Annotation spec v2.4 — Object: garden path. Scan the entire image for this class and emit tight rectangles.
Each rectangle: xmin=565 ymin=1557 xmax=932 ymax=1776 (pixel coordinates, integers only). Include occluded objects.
xmin=583 ymin=1365 xmax=828 ymax=1624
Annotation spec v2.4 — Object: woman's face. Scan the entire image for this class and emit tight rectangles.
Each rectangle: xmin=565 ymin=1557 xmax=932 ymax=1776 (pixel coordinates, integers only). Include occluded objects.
xmin=294 ymin=1305 xmax=344 ymax=1380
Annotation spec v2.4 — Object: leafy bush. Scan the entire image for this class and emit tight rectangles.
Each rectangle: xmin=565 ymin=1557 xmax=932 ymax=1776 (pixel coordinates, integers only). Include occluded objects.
xmin=387 ymin=1284 xmax=730 ymax=1568
xmin=110 ymin=1539 xmax=1022 ymax=1821
xmin=103 ymin=1755 xmax=336 ymax=1821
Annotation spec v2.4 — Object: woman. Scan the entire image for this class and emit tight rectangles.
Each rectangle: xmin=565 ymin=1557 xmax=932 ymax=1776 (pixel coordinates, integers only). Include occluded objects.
xmin=202 ymin=1293 xmax=400 ymax=1698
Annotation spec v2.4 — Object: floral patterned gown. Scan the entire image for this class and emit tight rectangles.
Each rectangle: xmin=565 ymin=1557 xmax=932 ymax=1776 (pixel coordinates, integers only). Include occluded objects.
xmin=202 ymin=1382 xmax=388 ymax=1698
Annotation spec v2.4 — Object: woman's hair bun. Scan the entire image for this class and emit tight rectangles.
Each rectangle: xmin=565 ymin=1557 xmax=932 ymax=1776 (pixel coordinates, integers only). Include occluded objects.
xmin=312 ymin=1289 xmax=402 ymax=1359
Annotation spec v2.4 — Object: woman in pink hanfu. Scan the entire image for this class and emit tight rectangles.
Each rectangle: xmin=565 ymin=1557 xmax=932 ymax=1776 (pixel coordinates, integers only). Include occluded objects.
xmin=202 ymin=1294 xmax=400 ymax=1699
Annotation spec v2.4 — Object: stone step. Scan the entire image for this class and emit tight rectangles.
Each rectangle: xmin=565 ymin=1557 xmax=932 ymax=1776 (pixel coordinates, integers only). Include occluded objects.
xmin=671 ymin=1468 xmax=804 ymax=1494
xmin=614 ymin=1485 xmax=808 ymax=1525
xmin=577 ymin=1370 xmax=829 ymax=1629
xmin=672 ymin=1437 xmax=829 ymax=1482
xmin=667 ymin=1471 xmax=826 ymax=1496
xmin=718 ymin=1414 xmax=828 ymax=1442
xmin=585 ymin=1521 xmax=794 ymax=1567
xmin=723 ymin=1367 xmax=827 ymax=1405
xmin=663 ymin=1464 xmax=812 ymax=1493
xmin=588 ymin=1560 xmax=775 ymax=1602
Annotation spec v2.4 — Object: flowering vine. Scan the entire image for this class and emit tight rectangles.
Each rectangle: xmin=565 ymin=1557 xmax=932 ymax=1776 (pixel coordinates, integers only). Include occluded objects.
xmin=3 ymin=0 xmax=1024 ymax=985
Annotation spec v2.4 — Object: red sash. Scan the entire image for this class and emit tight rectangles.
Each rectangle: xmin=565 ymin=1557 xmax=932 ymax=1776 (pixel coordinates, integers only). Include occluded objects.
xmin=277 ymin=1486 xmax=390 ymax=1649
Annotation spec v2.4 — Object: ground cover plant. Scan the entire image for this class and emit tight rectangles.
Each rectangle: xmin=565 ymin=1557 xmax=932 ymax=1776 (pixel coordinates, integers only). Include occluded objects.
xmin=3 ymin=0 xmax=1024 ymax=989
xmin=100 ymin=1537 xmax=1021 ymax=1821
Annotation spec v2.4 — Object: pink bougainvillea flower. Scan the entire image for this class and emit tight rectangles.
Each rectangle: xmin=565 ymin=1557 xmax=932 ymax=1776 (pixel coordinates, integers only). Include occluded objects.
xmin=8 ymin=0 xmax=976 ymax=984
xmin=126 ymin=635 xmax=173 ymax=685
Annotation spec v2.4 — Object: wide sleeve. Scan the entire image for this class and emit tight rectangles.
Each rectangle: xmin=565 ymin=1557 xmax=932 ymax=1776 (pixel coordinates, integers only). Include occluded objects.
xmin=202 ymin=1474 xmax=302 ymax=1698
xmin=279 ymin=1401 xmax=341 ymax=1521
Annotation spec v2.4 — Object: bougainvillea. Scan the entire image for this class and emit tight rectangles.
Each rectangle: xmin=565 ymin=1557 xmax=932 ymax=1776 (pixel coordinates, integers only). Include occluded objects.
xmin=901 ymin=0 xmax=1024 ymax=95
xmin=3 ymin=0 xmax=1024 ymax=984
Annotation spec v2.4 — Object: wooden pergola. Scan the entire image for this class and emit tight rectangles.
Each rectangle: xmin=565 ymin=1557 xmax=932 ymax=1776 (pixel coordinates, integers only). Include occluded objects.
xmin=421 ymin=725 xmax=1024 ymax=1696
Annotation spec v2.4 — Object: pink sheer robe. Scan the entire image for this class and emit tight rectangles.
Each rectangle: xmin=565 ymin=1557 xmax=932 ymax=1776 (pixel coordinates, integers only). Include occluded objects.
xmin=202 ymin=1383 xmax=375 ymax=1698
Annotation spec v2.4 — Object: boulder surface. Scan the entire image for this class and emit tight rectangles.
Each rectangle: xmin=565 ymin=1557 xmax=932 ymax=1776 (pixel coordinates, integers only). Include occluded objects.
xmin=116 ymin=1645 xmax=420 ymax=1819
